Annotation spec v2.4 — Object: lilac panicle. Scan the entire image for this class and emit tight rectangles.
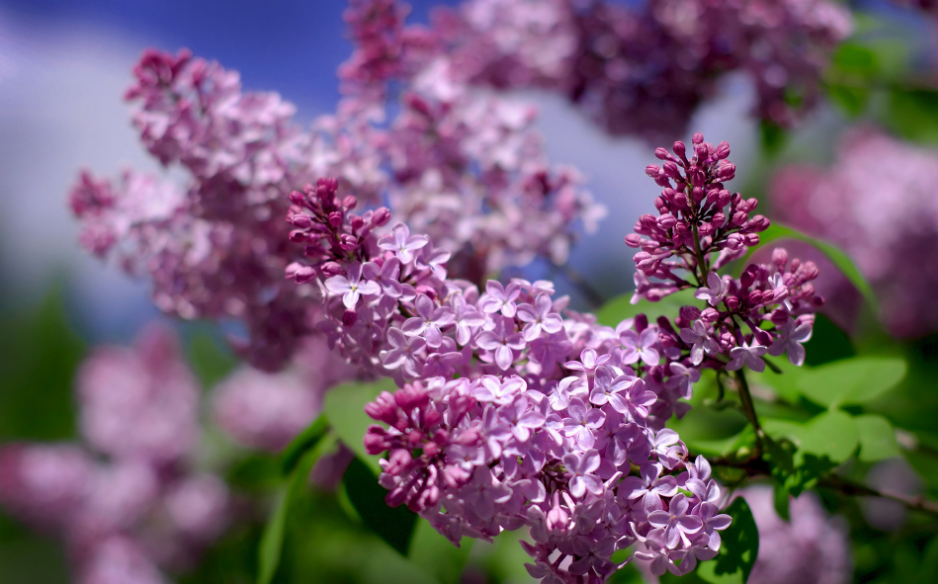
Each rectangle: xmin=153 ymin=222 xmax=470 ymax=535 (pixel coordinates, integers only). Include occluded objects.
xmin=287 ymin=175 xmax=738 ymax=582
xmin=435 ymin=0 xmax=851 ymax=140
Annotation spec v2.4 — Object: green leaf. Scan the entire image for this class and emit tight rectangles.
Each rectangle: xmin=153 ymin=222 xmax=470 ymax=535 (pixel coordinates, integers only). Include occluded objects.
xmin=323 ymin=379 xmax=397 ymax=476
xmin=773 ymin=482 xmax=790 ymax=522
xmin=795 ymin=410 xmax=859 ymax=464
xmin=697 ymin=498 xmax=759 ymax=584
xmin=796 ymin=357 xmax=906 ymax=408
xmin=257 ymin=433 xmax=337 ymax=584
xmin=826 ymin=84 xmax=870 ymax=117
xmin=886 ymin=88 xmax=938 ymax=146
xmin=803 ymin=314 xmax=856 ymax=367
xmin=596 ymin=288 xmax=697 ymax=328
xmin=408 ymin=518 xmax=474 ymax=584
xmin=184 ymin=329 xmax=237 ymax=389
xmin=759 ymin=121 xmax=788 ymax=156
xmin=855 ymin=414 xmax=901 ymax=462
xmin=279 ymin=415 xmax=329 ymax=475
xmin=341 ymin=457 xmax=418 ymax=556
xmin=737 ymin=223 xmax=878 ymax=312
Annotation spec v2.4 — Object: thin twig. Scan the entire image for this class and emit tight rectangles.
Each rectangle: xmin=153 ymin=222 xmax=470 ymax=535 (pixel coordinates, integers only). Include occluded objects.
xmin=734 ymin=370 xmax=764 ymax=454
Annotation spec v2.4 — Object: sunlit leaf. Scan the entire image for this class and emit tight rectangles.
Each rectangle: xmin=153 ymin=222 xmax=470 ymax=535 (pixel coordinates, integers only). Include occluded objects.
xmin=408 ymin=518 xmax=474 ymax=584
xmin=596 ymin=289 xmax=697 ymax=328
xmin=797 ymin=357 xmax=906 ymax=408
xmin=855 ymin=414 xmax=901 ymax=462
xmin=324 ymin=379 xmax=396 ymax=475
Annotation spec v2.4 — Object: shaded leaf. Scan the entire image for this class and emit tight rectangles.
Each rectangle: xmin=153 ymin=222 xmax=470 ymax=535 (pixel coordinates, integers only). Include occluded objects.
xmin=886 ymin=88 xmax=938 ymax=146
xmin=697 ymin=498 xmax=759 ymax=584
xmin=279 ymin=415 xmax=329 ymax=475
xmin=257 ymin=434 xmax=337 ymax=584
xmin=797 ymin=357 xmax=906 ymax=408
xmin=342 ymin=457 xmax=418 ymax=556
xmin=324 ymin=379 xmax=396 ymax=475
xmin=855 ymin=414 xmax=901 ymax=462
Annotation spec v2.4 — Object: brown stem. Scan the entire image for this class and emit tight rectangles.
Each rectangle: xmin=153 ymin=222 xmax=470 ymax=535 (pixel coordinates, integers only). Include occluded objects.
xmin=734 ymin=370 xmax=764 ymax=454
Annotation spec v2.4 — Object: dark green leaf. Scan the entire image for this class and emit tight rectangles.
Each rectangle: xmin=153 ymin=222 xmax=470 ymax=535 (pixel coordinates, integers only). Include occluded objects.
xmin=759 ymin=121 xmax=787 ymax=156
xmin=803 ymin=314 xmax=855 ymax=367
xmin=797 ymin=357 xmax=906 ymax=408
xmin=257 ymin=434 xmax=337 ymax=584
xmin=773 ymin=482 xmax=790 ymax=522
xmin=697 ymin=498 xmax=759 ymax=584
xmin=324 ymin=379 xmax=397 ymax=475
xmin=826 ymin=84 xmax=870 ymax=117
xmin=408 ymin=518 xmax=474 ymax=584
xmin=855 ymin=414 xmax=901 ymax=462
xmin=341 ymin=457 xmax=418 ymax=556
xmin=596 ymin=289 xmax=697 ymax=328
xmin=737 ymin=223 xmax=877 ymax=312
xmin=886 ymin=88 xmax=938 ymax=146
xmin=279 ymin=415 xmax=329 ymax=475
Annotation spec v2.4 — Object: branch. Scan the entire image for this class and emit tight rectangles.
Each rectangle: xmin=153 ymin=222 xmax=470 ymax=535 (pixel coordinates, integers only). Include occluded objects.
xmin=734 ymin=370 xmax=764 ymax=454
xmin=707 ymin=454 xmax=938 ymax=519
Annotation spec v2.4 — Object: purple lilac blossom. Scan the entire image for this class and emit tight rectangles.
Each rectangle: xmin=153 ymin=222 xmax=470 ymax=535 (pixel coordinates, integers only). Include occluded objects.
xmin=285 ymin=132 xmax=821 ymax=581
xmin=434 ymin=0 xmax=852 ymax=140
xmin=0 ymin=325 xmax=230 ymax=583
xmin=771 ymin=127 xmax=938 ymax=337
xmin=740 ymin=486 xmax=852 ymax=584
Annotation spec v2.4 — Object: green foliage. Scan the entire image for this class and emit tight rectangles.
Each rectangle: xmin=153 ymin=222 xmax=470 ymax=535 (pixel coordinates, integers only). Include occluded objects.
xmin=854 ymin=414 xmax=901 ymax=462
xmin=323 ymin=379 xmax=396 ymax=475
xmin=0 ymin=288 xmax=85 ymax=441
xmin=280 ymin=415 xmax=329 ymax=475
xmin=697 ymin=498 xmax=759 ymax=584
xmin=185 ymin=328 xmax=238 ymax=389
xmin=341 ymin=457 xmax=418 ymax=556
xmin=886 ymin=88 xmax=938 ymax=146
xmin=257 ymin=434 xmax=338 ymax=584
xmin=596 ymin=289 xmax=697 ymax=328
xmin=796 ymin=356 xmax=906 ymax=408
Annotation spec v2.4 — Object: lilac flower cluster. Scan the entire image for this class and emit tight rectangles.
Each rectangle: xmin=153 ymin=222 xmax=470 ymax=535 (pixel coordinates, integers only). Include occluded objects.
xmin=0 ymin=325 xmax=229 ymax=584
xmin=435 ymin=0 xmax=852 ymax=139
xmin=285 ymin=174 xmax=743 ymax=581
xmin=770 ymin=127 xmax=938 ymax=338
xmin=71 ymin=28 xmax=604 ymax=368
xmin=629 ymin=134 xmax=823 ymax=369
xmin=740 ymin=486 xmax=852 ymax=584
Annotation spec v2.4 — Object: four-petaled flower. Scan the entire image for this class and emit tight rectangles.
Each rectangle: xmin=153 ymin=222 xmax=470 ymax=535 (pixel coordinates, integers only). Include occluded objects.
xmin=324 ymin=262 xmax=380 ymax=308
xmin=647 ymin=494 xmax=704 ymax=549
xmin=768 ymin=318 xmax=813 ymax=366
xmin=694 ymin=272 xmax=726 ymax=307
xmin=476 ymin=316 xmax=526 ymax=370
xmin=620 ymin=329 xmax=660 ymax=366
xmin=380 ymin=328 xmax=426 ymax=376
xmin=402 ymin=294 xmax=455 ymax=348
xmin=377 ymin=223 xmax=429 ymax=264
xmin=517 ymin=294 xmax=564 ymax=342
xmin=680 ymin=320 xmax=719 ymax=366
xmin=726 ymin=342 xmax=767 ymax=373
xmin=563 ymin=449 xmax=603 ymax=498
xmin=478 ymin=281 xmax=522 ymax=317
xmin=562 ymin=398 xmax=605 ymax=449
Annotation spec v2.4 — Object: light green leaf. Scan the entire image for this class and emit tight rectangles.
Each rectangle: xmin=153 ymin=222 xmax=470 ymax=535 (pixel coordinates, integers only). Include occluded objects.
xmin=797 ymin=357 xmax=906 ymax=408
xmin=737 ymin=223 xmax=878 ymax=312
xmin=324 ymin=378 xmax=397 ymax=475
xmin=697 ymin=498 xmax=759 ymax=584
xmin=855 ymin=414 xmax=901 ymax=462
xmin=795 ymin=410 xmax=859 ymax=464
xmin=595 ymin=289 xmax=697 ymax=328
